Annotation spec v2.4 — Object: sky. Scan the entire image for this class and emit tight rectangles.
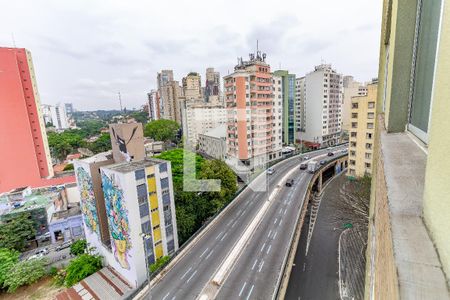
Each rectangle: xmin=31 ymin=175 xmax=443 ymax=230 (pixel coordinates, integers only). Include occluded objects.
xmin=0 ymin=0 xmax=382 ymax=111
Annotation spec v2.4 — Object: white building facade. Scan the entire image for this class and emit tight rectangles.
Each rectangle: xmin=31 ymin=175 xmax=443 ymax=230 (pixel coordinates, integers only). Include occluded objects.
xmin=198 ymin=125 xmax=227 ymax=160
xmin=272 ymin=74 xmax=283 ymax=158
xmin=301 ymin=64 xmax=343 ymax=148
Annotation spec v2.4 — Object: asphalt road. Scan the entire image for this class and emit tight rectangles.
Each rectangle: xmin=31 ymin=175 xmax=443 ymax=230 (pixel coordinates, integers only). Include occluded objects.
xmin=285 ymin=173 xmax=345 ymax=300
xmin=148 ymin=146 xmax=345 ymax=300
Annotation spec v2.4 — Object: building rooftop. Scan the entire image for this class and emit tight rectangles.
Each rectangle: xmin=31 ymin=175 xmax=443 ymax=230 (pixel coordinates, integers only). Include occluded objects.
xmin=104 ymin=157 xmax=167 ymax=174
xmin=0 ymin=193 xmax=51 ymax=216
xmin=201 ymin=125 xmax=227 ymax=139
xmin=80 ymin=151 xmax=113 ymax=163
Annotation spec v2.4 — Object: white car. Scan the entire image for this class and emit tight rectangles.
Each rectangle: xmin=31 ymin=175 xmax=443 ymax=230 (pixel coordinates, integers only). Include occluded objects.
xmin=267 ymin=168 xmax=275 ymax=175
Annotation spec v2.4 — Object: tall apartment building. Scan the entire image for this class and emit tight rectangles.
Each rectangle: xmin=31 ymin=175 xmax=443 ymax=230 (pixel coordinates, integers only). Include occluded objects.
xmin=181 ymin=101 xmax=227 ymax=146
xmin=300 ymin=64 xmax=343 ymax=148
xmin=147 ymin=90 xmax=160 ymax=121
xmin=205 ymin=67 xmax=221 ymax=104
xmin=272 ymin=74 xmax=283 ymax=155
xmin=157 ymin=70 xmax=174 ymax=118
xmin=225 ymin=51 xmax=280 ymax=169
xmin=50 ymin=103 xmax=70 ymax=129
xmin=64 ymin=103 xmax=74 ymax=115
xmin=364 ymin=0 xmax=450 ymax=298
xmin=273 ymin=70 xmax=296 ymax=145
xmin=341 ymin=76 xmax=368 ymax=132
xmin=0 ymin=47 xmax=74 ymax=193
xmin=182 ymin=72 xmax=202 ymax=100
xmin=160 ymin=80 xmax=184 ymax=124
xmin=347 ymin=82 xmax=377 ymax=177
xmin=74 ymin=123 xmax=178 ymax=288
xmin=295 ymin=77 xmax=306 ymax=142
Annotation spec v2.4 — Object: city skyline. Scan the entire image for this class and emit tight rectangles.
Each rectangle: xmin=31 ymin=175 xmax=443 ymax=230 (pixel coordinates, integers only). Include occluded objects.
xmin=0 ymin=0 xmax=381 ymax=110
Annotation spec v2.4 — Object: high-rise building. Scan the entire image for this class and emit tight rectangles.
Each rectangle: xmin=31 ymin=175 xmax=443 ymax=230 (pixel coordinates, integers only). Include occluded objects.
xmin=341 ymin=76 xmax=368 ymax=133
xmin=147 ymin=90 xmax=160 ymax=121
xmin=225 ymin=50 xmax=280 ymax=169
xmin=300 ymin=64 xmax=343 ymax=148
xmin=205 ymin=67 xmax=221 ymax=104
xmin=273 ymin=70 xmax=296 ymax=145
xmin=181 ymin=101 xmax=227 ymax=146
xmin=157 ymin=70 xmax=174 ymax=118
xmin=182 ymin=72 xmax=202 ymax=100
xmin=347 ymin=81 xmax=377 ymax=177
xmin=272 ymin=74 xmax=283 ymax=155
xmin=74 ymin=123 xmax=178 ymax=288
xmin=295 ymin=77 xmax=306 ymax=142
xmin=0 ymin=47 xmax=74 ymax=193
xmin=50 ymin=103 xmax=70 ymax=130
xmin=64 ymin=103 xmax=74 ymax=115
xmin=160 ymin=80 xmax=184 ymax=124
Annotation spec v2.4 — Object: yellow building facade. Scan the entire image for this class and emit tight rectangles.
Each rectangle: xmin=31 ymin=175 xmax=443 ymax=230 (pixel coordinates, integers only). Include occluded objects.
xmin=347 ymin=83 xmax=377 ymax=178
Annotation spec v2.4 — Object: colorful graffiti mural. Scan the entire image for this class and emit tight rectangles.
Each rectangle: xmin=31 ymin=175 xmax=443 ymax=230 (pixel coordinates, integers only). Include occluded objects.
xmin=101 ymin=171 xmax=132 ymax=270
xmin=76 ymin=167 xmax=99 ymax=236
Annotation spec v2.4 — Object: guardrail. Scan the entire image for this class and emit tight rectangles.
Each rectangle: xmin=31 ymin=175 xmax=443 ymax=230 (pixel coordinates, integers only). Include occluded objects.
xmin=128 ymin=144 xmax=348 ymax=299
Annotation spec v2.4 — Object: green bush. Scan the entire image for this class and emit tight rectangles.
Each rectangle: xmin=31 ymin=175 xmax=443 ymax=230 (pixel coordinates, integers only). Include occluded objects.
xmin=64 ymin=254 xmax=102 ymax=287
xmin=48 ymin=266 xmax=58 ymax=276
xmin=0 ymin=248 xmax=19 ymax=287
xmin=3 ymin=258 xmax=47 ymax=293
xmin=149 ymin=256 xmax=170 ymax=273
xmin=70 ymin=239 xmax=87 ymax=256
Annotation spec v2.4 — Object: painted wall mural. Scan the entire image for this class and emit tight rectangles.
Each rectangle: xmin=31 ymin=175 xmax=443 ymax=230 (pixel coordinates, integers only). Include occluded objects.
xmin=76 ymin=166 xmax=99 ymax=236
xmin=101 ymin=171 xmax=132 ymax=270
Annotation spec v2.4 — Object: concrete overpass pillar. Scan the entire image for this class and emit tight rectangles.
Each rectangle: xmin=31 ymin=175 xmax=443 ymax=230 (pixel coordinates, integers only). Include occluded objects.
xmin=318 ymin=172 xmax=323 ymax=193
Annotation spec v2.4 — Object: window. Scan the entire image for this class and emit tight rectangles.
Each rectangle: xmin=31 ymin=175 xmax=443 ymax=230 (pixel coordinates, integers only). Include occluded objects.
xmin=408 ymin=0 xmax=442 ymax=143
xmin=350 ymin=160 xmax=356 ymax=166
xmin=368 ymin=102 xmax=375 ymax=109
xmin=365 ymin=153 xmax=372 ymax=159
xmin=351 ymin=142 xmax=357 ymax=147
xmin=352 ymin=122 xmax=358 ymax=129
xmin=352 ymin=113 xmax=358 ymax=118
xmin=352 ymin=103 xmax=358 ymax=109
xmin=367 ymin=123 xmax=374 ymax=129
xmin=366 ymin=133 xmax=373 ymax=139
xmin=366 ymin=143 xmax=373 ymax=150
xmin=351 ymin=132 xmax=357 ymax=138
xmin=350 ymin=150 xmax=356 ymax=156
xmin=159 ymin=163 xmax=167 ymax=173
xmin=368 ymin=112 xmax=374 ymax=119
xmin=365 ymin=162 xmax=371 ymax=168
xmin=136 ymin=184 xmax=147 ymax=205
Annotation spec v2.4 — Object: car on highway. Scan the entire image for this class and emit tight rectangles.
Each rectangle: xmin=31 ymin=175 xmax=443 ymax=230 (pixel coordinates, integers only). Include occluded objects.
xmin=267 ymin=168 xmax=275 ymax=175
xmin=320 ymin=160 xmax=326 ymax=165
xmin=303 ymin=155 xmax=310 ymax=160
xmin=56 ymin=240 xmax=73 ymax=251
xmin=299 ymin=163 xmax=307 ymax=170
xmin=327 ymin=152 xmax=334 ymax=156
xmin=285 ymin=179 xmax=294 ymax=187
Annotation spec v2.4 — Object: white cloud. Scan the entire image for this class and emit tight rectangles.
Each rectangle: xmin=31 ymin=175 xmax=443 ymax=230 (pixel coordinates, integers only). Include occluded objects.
xmin=0 ymin=0 xmax=382 ymax=110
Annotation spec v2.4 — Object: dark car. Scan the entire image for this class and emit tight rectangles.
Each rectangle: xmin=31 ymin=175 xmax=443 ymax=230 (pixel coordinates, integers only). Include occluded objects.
xmin=286 ymin=179 xmax=294 ymax=187
xmin=300 ymin=163 xmax=307 ymax=170
xmin=327 ymin=152 xmax=334 ymax=156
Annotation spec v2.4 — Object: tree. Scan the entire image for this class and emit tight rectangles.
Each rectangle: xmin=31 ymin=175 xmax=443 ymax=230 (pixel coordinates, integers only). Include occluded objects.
xmin=3 ymin=258 xmax=47 ymax=292
xmin=144 ymin=119 xmax=180 ymax=142
xmin=47 ymin=130 xmax=86 ymax=161
xmin=70 ymin=239 xmax=87 ymax=256
xmin=0 ymin=248 xmax=19 ymax=287
xmin=63 ymin=163 xmax=74 ymax=171
xmin=0 ymin=212 xmax=36 ymax=252
xmin=64 ymin=254 xmax=102 ymax=287
xmin=76 ymin=120 xmax=106 ymax=137
xmin=128 ymin=111 xmax=149 ymax=124
xmin=88 ymin=133 xmax=111 ymax=154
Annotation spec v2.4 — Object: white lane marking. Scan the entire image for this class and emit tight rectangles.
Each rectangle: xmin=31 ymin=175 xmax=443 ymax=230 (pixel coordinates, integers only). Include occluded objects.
xmin=186 ymin=270 xmax=198 ymax=283
xmin=171 ymin=297 xmax=176 ymax=300
xmin=267 ymin=244 xmax=272 ymax=255
xmin=267 ymin=230 xmax=272 ymax=238
xmin=180 ymin=267 xmax=192 ymax=280
xmin=239 ymin=282 xmax=247 ymax=297
xmin=215 ymin=231 xmax=224 ymax=240
xmin=205 ymin=249 xmax=214 ymax=260
xmin=273 ymin=231 xmax=278 ymax=239
xmin=199 ymin=248 xmax=209 ymax=258
xmin=246 ymin=284 xmax=254 ymax=300
xmin=242 ymin=208 xmax=247 ymax=215
xmin=279 ymin=208 xmax=283 ymax=214
xmin=260 ymin=243 xmax=266 ymax=252
xmin=284 ymin=208 xmax=287 ymax=215
xmin=251 ymin=259 xmax=258 ymax=270
xmin=231 ymin=220 xmax=237 ymax=228
xmin=226 ymin=219 xmax=233 ymax=226
xmin=162 ymin=292 xmax=170 ymax=300
xmin=274 ymin=218 xmax=278 ymax=225
xmin=258 ymin=260 xmax=265 ymax=272
xmin=220 ymin=232 xmax=228 ymax=241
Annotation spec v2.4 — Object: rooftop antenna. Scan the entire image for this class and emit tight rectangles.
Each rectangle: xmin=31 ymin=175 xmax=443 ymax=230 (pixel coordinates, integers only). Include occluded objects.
xmin=11 ymin=33 xmax=16 ymax=48
xmin=118 ymin=91 xmax=123 ymax=111
xmin=256 ymin=39 xmax=259 ymax=52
